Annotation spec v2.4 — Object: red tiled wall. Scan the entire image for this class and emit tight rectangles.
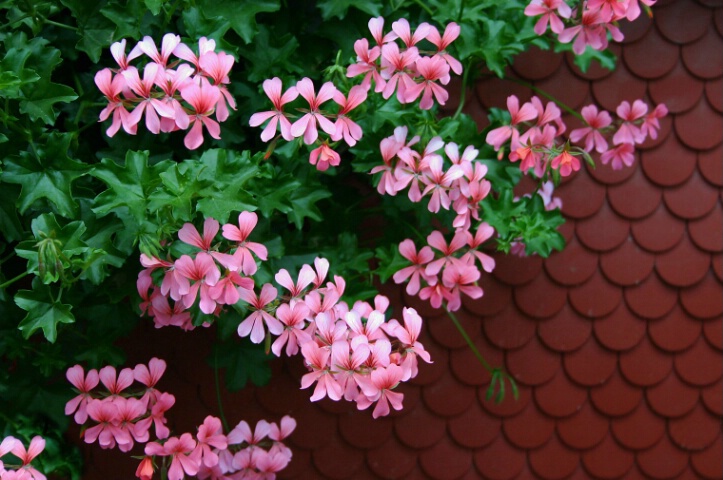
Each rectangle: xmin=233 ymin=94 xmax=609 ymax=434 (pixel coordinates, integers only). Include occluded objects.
xmin=79 ymin=1 xmax=722 ymax=479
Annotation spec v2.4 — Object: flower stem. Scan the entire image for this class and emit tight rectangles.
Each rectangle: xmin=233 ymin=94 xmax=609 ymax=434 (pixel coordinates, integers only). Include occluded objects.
xmin=0 ymin=271 xmax=30 ymax=290
xmin=410 ymin=0 xmax=435 ymax=17
xmin=452 ymin=59 xmax=472 ymax=120
xmin=214 ymin=348 xmax=230 ymax=432
xmin=446 ymin=309 xmax=492 ymax=373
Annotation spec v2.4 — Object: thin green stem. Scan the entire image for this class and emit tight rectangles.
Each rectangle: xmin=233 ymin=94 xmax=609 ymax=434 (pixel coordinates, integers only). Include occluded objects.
xmin=0 ymin=271 xmax=30 ymax=289
xmin=41 ymin=18 xmax=79 ymax=31
xmin=214 ymin=349 xmax=230 ymax=433
xmin=0 ymin=14 xmax=31 ymax=31
xmin=456 ymin=0 xmax=466 ymax=23
xmin=446 ymin=309 xmax=493 ymax=373
xmin=505 ymin=76 xmax=583 ymax=121
xmin=452 ymin=60 xmax=472 ymax=120
xmin=410 ymin=0 xmax=435 ymax=17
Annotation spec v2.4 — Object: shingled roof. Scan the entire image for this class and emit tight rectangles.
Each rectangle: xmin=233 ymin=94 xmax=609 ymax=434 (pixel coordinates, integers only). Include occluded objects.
xmin=78 ymin=1 xmax=722 ymax=478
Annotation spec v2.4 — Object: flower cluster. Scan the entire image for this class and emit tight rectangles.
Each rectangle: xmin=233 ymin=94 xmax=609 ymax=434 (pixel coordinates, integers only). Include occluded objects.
xmin=373 ymin=126 xmax=492 ymax=230
xmin=486 ymin=95 xmax=667 ymax=175
xmin=0 ymin=436 xmax=45 ymax=480
xmin=65 ymin=360 xmax=294 ymax=480
xmin=249 ymin=16 xmax=462 ymax=171
xmin=95 ymin=33 xmax=236 ymax=149
xmin=138 ymin=216 xmax=432 ymax=418
xmin=525 ymin=0 xmax=658 ymax=54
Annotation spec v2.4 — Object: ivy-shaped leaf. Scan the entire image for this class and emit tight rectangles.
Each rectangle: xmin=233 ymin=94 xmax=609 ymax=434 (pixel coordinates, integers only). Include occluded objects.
xmin=14 ymin=280 xmax=75 ymax=343
xmin=316 ymin=0 xmax=381 ymax=20
xmin=211 ymin=339 xmax=273 ymax=390
xmin=2 ymin=132 xmax=87 ymax=218
xmin=196 ymin=0 xmax=280 ymax=44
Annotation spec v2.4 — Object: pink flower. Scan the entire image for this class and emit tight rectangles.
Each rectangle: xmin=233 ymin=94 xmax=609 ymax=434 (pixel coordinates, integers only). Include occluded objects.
xmin=84 ymin=399 xmax=126 ymax=449
xmin=346 ymin=39 xmax=385 ymax=92
xmin=145 ymin=434 xmax=200 ymax=480
xmin=463 ymin=223 xmax=496 ymax=273
xmin=271 ymin=302 xmax=312 ymax=356
xmin=65 ymin=365 xmax=100 ymax=424
xmin=550 ymin=150 xmax=581 ymax=176
xmin=114 ymin=397 xmax=149 ymax=452
xmin=300 ymin=341 xmax=343 ymax=401
xmin=404 ymin=55 xmax=450 ymax=110
xmin=122 ymin=63 xmax=176 ymax=134
xmin=134 ymin=357 xmax=166 ymax=407
xmin=275 ymin=265 xmax=315 ymax=299
xmin=641 ymin=103 xmax=667 ymax=140
xmin=173 ymin=37 xmax=216 ymax=70
xmin=238 ymin=283 xmax=283 ymax=343
xmin=569 ymin=105 xmax=612 ymax=153
xmin=174 ymin=252 xmax=221 ymax=312
xmin=133 ymin=34 xmax=181 ymax=67
xmin=424 ymin=230 xmax=468 ymax=276
xmin=249 ymin=77 xmax=299 ymax=142
xmin=613 ymin=99 xmax=648 ymax=145
xmin=194 ymin=416 xmax=228 ymax=468
xmin=290 ymin=77 xmax=337 ymax=144
xmin=557 ymin=10 xmax=607 ymax=55
xmin=359 ymin=364 xmax=405 ymax=418
xmin=524 ymin=0 xmax=572 ymax=35
xmin=420 ymin=155 xmax=464 ymax=213
xmin=180 ymin=77 xmax=222 ymax=150
xmin=309 ymin=142 xmax=341 ymax=171
xmin=368 ymin=17 xmax=398 ymax=46
xmin=135 ymin=392 xmax=175 ymax=439
xmin=391 ymin=18 xmax=431 ymax=48
xmin=380 ymin=44 xmax=419 ymax=103
xmin=98 ymin=365 xmax=134 ymax=395
xmin=155 ymin=64 xmax=194 ymax=132
xmin=331 ymin=85 xmax=367 ymax=146
xmin=427 ymin=23 xmax=463 ymax=74
xmin=9 ymin=436 xmax=46 ymax=480
xmin=442 ymin=263 xmax=483 ymax=311
xmin=179 ymin=217 xmax=219 ymax=251
xmin=135 ymin=456 xmax=154 ymax=480
xmin=110 ymin=39 xmax=141 ymax=71
xmin=95 ymin=68 xmax=135 ymax=137
xmin=222 ymin=212 xmax=268 ymax=275
xmin=601 ymin=143 xmax=635 ymax=170
xmin=485 ymin=95 xmax=537 ymax=151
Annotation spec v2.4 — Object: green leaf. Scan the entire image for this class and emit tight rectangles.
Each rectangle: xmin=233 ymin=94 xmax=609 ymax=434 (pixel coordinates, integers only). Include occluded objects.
xmin=19 ymin=82 xmax=78 ymax=125
xmin=91 ymin=150 xmax=173 ymax=223
xmin=143 ymin=0 xmax=164 ymax=16
xmin=287 ymin=186 xmax=331 ymax=229
xmin=0 ymin=183 xmax=23 ymax=242
xmin=14 ymin=281 xmax=75 ymax=343
xmin=2 ymin=132 xmax=87 ymax=218
xmin=211 ymin=339 xmax=273 ymax=390
xmin=316 ymin=0 xmax=381 ymax=20
xmin=196 ymin=0 xmax=280 ymax=44
xmin=237 ymin=25 xmax=301 ymax=82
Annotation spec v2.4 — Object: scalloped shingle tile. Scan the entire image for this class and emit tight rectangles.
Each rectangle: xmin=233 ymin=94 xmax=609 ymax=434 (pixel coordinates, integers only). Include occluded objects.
xmin=593 ymin=302 xmax=647 ymax=351
xmin=428 ymin=308 xmax=481 ymax=349
xmin=675 ymin=98 xmax=723 ymax=151
xmin=655 ymin=234 xmax=711 ymax=287
xmin=555 ymin=169 xmax=607 ymax=219
xmin=656 ymin=0 xmax=712 ymax=44
xmin=663 ymin=169 xmax=720 ymax=219
xmin=636 ymin=435 xmax=689 ymax=479
xmin=681 ymin=27 xmax=723 ymax=79
xmin=338 ymin=412 xmax=392 ymax=450
xmin=528 ymin=433 xmax=580 ymax=480
xmin=447 ymin=403 xmax=501 ymax=449
xmin=680 ymin=271 xmax=723 ymax=319
xmin=563 ymin=337 xmax=617 ymax=387
xmin=649 ymin=60 xmax=706 ymax=114
xmin=646 ymin=371 xmax=699 ymax=418
xmin=462 ymin=273 xmax=511 ymax=316
xmin=599 ymin=236 xmax=655 ymax=286
xmin=557 ymin=400 xmax=609 ymax=450
xmin=394 ymin=404 xmax=445 ymax=450
xmin=576 ymin=201 xmax=630 ymax=252
xmin=674 ymin=336 xmax=723 ymax=386
xmin=566 ymin=47 xmax=618 ymax=81
xmin=491 ymin=251 xmax=543 ymax=286
xmin=511 ymin=46 xmax=563 ymax=81
xmin=502 ymin=402 xmax=555 ymax=449
xmin=506 ymin=334 xmax=560 ymax=386
xmin=590 ymin=369 xmax=643 ymax=417
xmin=544 ymin=236 xmax=598 ymax=286
xmin=705 ymin=77 xmax=723 ymax=113
xmin=538 ymin=304 xmax=593 ymax=352
xmin=607 ymin=166 xmax=662 ymax=219
xmin=449 ymin=333 xmax=504 ymax=387
xmin=422 ymin=372 xmax=476 ymax=417
xmin=701 ymin=381 xmax=723 ymax=417
xmin=366 ymin=439 xmax=417 ymax=479
xmin=569 ymin=270 xmax=622 ymax=318
xmin=534 ymin=64 xmax=590 ymax=111
xmin=669 ymin=402 xmax=721 ymax=451
xmin=481 ymin=384 xmax=531 ymax=418
xmin=473 ymin=435 xmax=526 ymax=480
xmin=611 ymin=401 xmax=666 ymax=450
xmin=587 ymin=156 xmax=637 ymax=185
xmin=591 ymin=62 xmax=648 ymax=111
xmin=312 ymin=434 xmax=365 ymax=479
xmin=648 ymin=304 xmax=703 ymax=353
xmin=620 ymin=335 xmax=673 ymax=386
xmin=631 ymin=204 xmax=685 ymax=252
xmin=691 ymin=435 xmax=723 ymax=480
xmin=641 ymin=134 xmax=697 ymax=187
xmin=419 ymin=437 xmax=473 ymax=480
xmin=623 ymin=25 xmax=678 ymax=79
xmin=513 ymin=272 xmax=567 ymax=319
xmin=624 ymin=272 xmax=678 ymax=319
xmin=534 ymin=370 xmax=588 ymax=418
xmin=689 ymin=200 xmax=723 ymax=252
xmin=703 ymin=316 xmax=722 ymax=350
xmin=483 ymin=304 xmax=537 ymax=349
xmin=581 ymin=434 xmax=635 ymax=479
